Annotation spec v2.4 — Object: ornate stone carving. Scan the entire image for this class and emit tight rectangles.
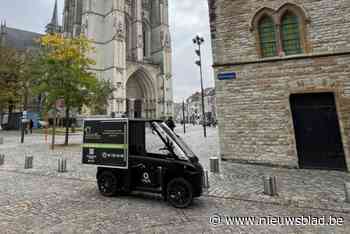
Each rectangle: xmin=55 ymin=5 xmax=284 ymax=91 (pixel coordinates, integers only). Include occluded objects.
xmin=113 ymin=16 xmax=125 ymax=41
xmin=137 ymin=34 xmax=143 ymax=48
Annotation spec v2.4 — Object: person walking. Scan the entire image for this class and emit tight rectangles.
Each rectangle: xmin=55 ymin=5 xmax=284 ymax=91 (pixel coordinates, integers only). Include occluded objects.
xmin=29 ymin=119 xmax=34 ymax=134
xmin=166 ymin=117 xmax=176 ymax=132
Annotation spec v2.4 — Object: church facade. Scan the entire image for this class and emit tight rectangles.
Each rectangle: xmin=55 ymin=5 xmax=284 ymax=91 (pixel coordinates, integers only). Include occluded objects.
xmin=62 ymin=0 xmax=173 ymax=119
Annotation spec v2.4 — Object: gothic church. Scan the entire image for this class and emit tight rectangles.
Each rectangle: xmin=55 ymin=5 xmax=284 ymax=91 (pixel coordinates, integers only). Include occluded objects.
xmin=59 ymin=0 xmax=173 ymax=119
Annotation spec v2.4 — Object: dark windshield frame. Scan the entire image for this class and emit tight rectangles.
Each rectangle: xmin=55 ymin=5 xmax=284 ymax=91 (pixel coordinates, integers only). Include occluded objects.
xmin=152 ymin=122 xmax=196 ymax=159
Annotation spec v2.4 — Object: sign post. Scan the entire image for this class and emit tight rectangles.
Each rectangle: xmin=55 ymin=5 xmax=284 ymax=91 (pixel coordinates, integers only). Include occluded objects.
xmin=21 ymin=111 xmax=28 ymax=144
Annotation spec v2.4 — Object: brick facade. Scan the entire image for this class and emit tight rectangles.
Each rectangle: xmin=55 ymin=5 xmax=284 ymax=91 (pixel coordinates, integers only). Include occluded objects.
xmin=209 ymin=0 xmax=350 ymax=170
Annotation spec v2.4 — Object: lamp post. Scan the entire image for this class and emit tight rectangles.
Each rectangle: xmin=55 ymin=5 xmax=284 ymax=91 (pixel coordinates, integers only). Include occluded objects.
xmin=193 ymin=35 xmax=207 ymax=138
xmin=182 ymin=100 xmax=186 ymax=134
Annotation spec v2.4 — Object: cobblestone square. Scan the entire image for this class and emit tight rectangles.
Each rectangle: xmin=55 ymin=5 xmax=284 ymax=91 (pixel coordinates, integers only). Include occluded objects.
xmin=0 ymin=126 xmax=350 ymax=233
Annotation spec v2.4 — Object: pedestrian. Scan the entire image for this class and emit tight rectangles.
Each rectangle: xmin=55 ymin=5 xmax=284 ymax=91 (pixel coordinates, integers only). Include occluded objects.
xmin=166 ymin=117 xmax=176 ymax=132
xmin=29 ymin=119 xmax=34 ymax=134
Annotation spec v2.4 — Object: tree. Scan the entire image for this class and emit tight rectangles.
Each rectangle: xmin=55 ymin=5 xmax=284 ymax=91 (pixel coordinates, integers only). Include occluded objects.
xmin=0 ymin=46 xmax=26 ymax=128
xmin=35 ymin=34 xmax=98 ymax=146
xmin=90 ymin=79 xmax=116 ymax=115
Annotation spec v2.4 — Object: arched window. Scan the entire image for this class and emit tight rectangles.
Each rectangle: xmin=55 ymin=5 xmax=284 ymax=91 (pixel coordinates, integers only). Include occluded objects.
xmin=125 ymin=16 xmax=132 ymax=59
xmin=258 ymin=16 xmax=277 ymax=57
xmin=143 ymin=25 xmax=147 ymax=56
xmin=251 ymin=4 xmax=309 ymax=58
xmin=143 ymin=21 xmax=151 ymax=58
xmin=281 ymin=12 xmax=302 ymax=55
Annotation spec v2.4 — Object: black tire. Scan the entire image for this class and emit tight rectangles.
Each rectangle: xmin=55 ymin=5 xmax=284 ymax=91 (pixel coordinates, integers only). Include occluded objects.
xmin=97 ymin=171 xmax=118 ymax=197
xmin=166 ymin=178 xmax=193 ymax=208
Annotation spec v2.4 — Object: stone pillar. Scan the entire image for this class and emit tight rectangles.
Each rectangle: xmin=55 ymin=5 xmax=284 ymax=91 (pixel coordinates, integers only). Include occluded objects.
xmin=128 ymin=99 xmax=135 ymax=118
xmin=132 ymin=0 xmax=143 ymax=61
xmin=108 ymin=1 xmax=129 ymax=114
xmin=151 ymin=0 xmax=172 ymax=119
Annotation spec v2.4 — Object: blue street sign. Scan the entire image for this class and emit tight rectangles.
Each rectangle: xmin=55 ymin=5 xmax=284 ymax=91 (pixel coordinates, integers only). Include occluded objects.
xmin=218 ymin=72 xmax=236 ymax=80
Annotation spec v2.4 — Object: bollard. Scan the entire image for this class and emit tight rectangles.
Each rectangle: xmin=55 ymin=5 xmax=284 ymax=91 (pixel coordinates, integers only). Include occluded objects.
xmin=210 ymin=157 xmax=220 ymax=173
xmin=24 ymin=156 xmax=34 ymax=169
xmin=0 ymin=154 xmax=4 ymax=165
xmin=0 ymin=137 xmax=3 ymax=145
xmin=345 ymin=182 xmax=350 ymax=203
xmin=58 ymin=158 xmax=67 ymax=173
xmin=203 ymin=170 xmax=210 ymax=189
xmin=263 ymin=176 xmax=278 ymax=196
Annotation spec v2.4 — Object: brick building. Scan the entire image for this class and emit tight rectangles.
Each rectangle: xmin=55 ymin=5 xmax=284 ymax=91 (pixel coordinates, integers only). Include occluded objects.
xmin=208 ymin=0 xmax=350 ymax=171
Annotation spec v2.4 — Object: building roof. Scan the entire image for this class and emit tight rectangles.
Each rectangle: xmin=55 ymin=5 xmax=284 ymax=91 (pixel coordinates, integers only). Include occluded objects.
xmin=2 ymin=27 xmax=42 ymax=50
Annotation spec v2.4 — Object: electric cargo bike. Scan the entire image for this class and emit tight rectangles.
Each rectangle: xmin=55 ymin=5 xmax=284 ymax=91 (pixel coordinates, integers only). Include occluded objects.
xmin=82 ymin=118 xmax=204 ymax=208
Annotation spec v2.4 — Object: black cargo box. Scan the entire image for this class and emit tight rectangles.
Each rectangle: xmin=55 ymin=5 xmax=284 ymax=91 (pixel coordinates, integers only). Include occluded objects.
xmin=82 ymin=119 xmax=129 ymax=169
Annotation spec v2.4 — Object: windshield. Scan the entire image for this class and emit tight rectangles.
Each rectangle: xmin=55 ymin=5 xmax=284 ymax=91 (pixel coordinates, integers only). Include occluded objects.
xmin=152 ymin=122 xmax=196 ymax=159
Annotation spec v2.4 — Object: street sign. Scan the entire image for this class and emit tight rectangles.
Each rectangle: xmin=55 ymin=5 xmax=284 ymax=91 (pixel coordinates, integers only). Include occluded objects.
xmin=82 ymin=119 xmax=129 ymax=169
xmin=218 ymin=72 xmax=236 ymax=80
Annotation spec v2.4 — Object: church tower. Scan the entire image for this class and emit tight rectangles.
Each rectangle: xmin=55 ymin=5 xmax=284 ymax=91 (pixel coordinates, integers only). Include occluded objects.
xmin=46 ymin=0 xmax=62 ymax=34
xmin=63 ymin=0 xmax=83 ymax=37
xmin=62 ymin=0 xmax=173 ymax=119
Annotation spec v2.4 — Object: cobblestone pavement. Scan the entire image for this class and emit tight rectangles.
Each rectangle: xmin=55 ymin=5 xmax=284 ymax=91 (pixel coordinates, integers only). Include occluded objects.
xmin=0 ymin=126 xmax=350 ymax=233
xmin=1 ymin=170 xmax=349 ymax=234
xmin=177 ymin=126 xmax=350 ymax=213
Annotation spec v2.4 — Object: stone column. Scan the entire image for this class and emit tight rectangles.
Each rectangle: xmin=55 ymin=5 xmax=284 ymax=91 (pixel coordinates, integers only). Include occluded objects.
xmin=151 ymin=0 xmax=172 ymax=118
xmin=132 ymin=0 xmax=143 ymax=61
xmin=129 ymin=99 xmax=135 ymax=119
xmin=111 ymin=0 xmax=127 ymax=115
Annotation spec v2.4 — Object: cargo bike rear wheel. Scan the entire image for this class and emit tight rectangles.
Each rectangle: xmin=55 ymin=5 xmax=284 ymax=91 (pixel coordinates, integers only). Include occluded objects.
xmin=97 ymin=171 xmax=118 ymax=197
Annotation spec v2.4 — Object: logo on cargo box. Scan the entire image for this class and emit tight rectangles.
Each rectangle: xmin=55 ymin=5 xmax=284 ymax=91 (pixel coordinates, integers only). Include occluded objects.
xmin=142 ymin=172 xmax=151 ymax=184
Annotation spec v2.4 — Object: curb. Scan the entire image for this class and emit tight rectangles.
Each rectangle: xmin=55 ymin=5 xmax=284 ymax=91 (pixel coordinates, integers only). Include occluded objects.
xmin=204 ymin=192 xmax=350 ymax=214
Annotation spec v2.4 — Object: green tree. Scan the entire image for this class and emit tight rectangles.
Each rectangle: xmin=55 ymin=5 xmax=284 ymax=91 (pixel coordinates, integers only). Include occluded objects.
xmin=0 ymin=46 xmax=35 ymax=128
xmin=90 ymin=79 xmax=115 ymax=115
xmin=35 ymin=34 xmax=98 ymax=146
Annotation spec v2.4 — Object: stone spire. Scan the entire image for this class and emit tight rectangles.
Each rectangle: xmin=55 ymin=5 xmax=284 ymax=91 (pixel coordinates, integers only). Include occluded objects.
xmin=0 ymin=20 xmax=7 ymax=46
xmin=46 ymin=0 xmax=61 ymax=34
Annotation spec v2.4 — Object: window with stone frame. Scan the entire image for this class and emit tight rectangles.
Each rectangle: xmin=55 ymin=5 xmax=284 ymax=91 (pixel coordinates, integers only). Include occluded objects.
xmin=281 ymin=12 xmax=302 ymax=55
xmin=258 ymin=16 xmax=277 ymax=58
xmin=252 ymin=3 xmax=309 ymax=58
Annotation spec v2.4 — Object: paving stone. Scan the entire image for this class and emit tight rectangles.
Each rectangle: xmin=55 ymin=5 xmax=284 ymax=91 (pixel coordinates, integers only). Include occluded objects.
xmin=0 ymin=127 xmax=350 ymax=233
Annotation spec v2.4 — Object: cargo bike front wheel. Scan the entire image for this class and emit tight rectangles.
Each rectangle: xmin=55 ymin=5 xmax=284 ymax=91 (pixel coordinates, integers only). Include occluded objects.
xmin=167 ymin=178 xmax=193 ymax=208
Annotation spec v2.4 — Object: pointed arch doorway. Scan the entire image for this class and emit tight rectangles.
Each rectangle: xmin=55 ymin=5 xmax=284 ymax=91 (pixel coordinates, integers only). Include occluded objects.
xmin=126 ymin=69 xmax=156 ymax=119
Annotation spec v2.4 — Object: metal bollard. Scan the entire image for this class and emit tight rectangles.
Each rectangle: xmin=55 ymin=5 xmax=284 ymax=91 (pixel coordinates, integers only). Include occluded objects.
xmin=58 ymin=158 xmax=67 ymax=173
xmin=263 ymin=176 xmax=278 ymax=196
xmin=0 ymin=137 xmax=3 ymax=145
xmin=0 ymin=154 xmax=4 ymax=165
xmin=345 ymin=182 xmax=350 ymax=203
xmin=210 ymin=157 xmax=220 ymax=173
xmin=24 ymin=156 xmax=34 ymax=169
xmin=203 ymin=170 xmax=210 ymax=189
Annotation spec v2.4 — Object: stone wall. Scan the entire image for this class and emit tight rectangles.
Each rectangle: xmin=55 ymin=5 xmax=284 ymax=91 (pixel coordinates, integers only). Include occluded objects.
xmin=209 ymin=0 xmax=350 ymax=169
xmin=215 ymin=54 xmax=350 ymax=168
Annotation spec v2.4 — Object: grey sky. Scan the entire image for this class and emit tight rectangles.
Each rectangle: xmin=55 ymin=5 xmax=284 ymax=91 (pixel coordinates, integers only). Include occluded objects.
xmin=0 ymin=0 xmax=214 ymax=102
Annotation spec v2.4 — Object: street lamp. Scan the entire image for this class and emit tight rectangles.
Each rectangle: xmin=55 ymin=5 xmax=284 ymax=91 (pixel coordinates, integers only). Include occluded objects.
xmin=193 ymin=35 xmax=207 ymax=138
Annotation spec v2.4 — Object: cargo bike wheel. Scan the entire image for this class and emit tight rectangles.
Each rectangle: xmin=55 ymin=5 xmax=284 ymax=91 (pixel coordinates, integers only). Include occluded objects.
xmin=167 ymin=178 xmax=193 ymax=208
xmin=97 ymin=171 xmax=118 ymax=197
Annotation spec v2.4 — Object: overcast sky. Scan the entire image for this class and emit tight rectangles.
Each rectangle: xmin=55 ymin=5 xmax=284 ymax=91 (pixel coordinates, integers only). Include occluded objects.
xmin=0 ymin=0 xmax=214 ymax=102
